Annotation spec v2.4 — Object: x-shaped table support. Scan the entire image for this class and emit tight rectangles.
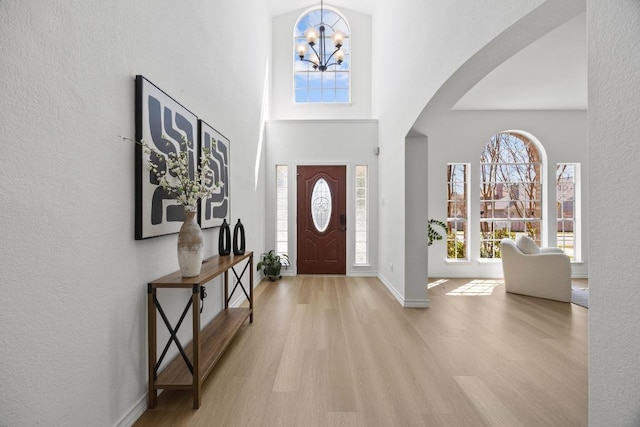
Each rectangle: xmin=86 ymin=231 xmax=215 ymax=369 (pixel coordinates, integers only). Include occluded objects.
xmin=152 ymin=290 xmax=194 ymax=379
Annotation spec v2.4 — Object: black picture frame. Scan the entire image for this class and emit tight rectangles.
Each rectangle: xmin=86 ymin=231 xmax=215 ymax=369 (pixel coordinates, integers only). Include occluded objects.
xmin=134 ymin=75 xmax=198 ymax=240
xmin=198 ymin=120 xmax=230 ymax=229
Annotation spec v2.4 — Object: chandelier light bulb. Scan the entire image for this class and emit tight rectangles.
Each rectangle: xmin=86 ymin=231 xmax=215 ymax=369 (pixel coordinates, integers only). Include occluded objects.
xmin=297 ymin=43 xmax=308 ymax=58
xmin=304 ymin=27 xmax=319 ymax=45
xmin=296 ymin=1 xmax=347 ymax=72
xmin=331 ymin=30 xmax=345 ymax=48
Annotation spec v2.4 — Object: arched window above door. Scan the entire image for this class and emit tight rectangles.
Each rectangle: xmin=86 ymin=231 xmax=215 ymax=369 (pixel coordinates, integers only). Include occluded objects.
xmin=293 ymin=6 xmax=350 ymax=103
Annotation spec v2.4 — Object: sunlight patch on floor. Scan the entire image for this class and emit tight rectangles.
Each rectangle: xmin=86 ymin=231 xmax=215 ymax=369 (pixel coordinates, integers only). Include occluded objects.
xmin=428 ymin=278 xmax=504 ymax=296
xmin=445 ymin=279 xmax=504 ymax=296
xmin=428 ymin=279 xmax=449 ymax=289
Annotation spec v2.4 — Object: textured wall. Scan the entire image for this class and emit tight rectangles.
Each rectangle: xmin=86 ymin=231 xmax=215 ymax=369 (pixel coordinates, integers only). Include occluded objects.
xmin=0 ymin=1 xmax=269 ymax=425
xmin=588 ymin=0 xmax=640 ymax=425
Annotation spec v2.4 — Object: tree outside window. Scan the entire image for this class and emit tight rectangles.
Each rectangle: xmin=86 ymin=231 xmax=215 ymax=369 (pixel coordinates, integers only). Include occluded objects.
xmin=480 ymin=133 xmax=542 ymax=258
xmin=447 ymin=163 xmax=468 ymax=259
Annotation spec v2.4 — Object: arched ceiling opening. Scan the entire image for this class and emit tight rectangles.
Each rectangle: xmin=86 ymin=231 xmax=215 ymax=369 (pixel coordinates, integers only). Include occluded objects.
xmin=410 ymin=0 xmax=586 ymax=133
xmin=454 ymin=12 xmax=586 ymax=110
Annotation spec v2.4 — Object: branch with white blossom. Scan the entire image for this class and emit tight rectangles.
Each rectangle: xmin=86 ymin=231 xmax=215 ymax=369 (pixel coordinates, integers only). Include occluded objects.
xmin=119 ymin=135 xmax=223 ymax=211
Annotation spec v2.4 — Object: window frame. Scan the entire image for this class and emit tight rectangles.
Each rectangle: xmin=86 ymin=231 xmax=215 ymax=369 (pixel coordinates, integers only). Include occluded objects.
xmin=479 ymin=132 xmax=545 ymax=259
xmin=556 ymin=163 xmax=581 ymax=261
xmin=293 ymin=6 xmax=351 ymax=104
xmin=355 ymin=165 xmax=368 ymax=265
xmin=275 ymin=165 xmax=289 ymax=258
xmin=446 ymin=163 xmax=470 ymax=261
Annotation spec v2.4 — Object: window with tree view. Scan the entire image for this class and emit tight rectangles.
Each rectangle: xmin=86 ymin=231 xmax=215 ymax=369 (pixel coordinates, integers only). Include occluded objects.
xmin=480 ymin=133 xmax=542 ymax=258
xmin=447 ymin=164 xmax=469 ymax=260
xmin=557 ymin=163 xmax=578 ymax=260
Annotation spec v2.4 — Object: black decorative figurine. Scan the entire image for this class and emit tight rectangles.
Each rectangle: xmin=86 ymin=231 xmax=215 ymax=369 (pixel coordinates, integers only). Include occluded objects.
xmin=233 ymin=218 xmax=246 ymax=255
xmin=218 ymin=219 xmax=231 ymax=256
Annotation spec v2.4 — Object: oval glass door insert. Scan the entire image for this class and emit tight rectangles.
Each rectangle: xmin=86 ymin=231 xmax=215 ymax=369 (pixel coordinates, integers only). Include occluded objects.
xmin=311 ymin=178 xmax=332 ymax=232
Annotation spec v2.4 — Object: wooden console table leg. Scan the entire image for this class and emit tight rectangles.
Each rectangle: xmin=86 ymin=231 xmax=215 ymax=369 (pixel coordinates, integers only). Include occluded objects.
xmin=250 ymin=253 xmax=254 ymax=323
xmin=192 ymin=285 xmax=201 ymax=409
xmin=224 ymin=270 xmax=229 ymax=310
xmin=146 ymin=252 xmax=254 ymax=411
xmin=147 ymin=284 xmax=158 ymax=409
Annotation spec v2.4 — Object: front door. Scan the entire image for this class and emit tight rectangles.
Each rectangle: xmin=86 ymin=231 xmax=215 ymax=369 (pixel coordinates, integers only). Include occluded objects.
xmin=297 ymin=166 xmax=346 ymax=274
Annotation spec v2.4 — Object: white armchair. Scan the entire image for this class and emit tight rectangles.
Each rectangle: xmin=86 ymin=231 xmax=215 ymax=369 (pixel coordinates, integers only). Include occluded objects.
xmin=500 ymin=236 xmax=572 ymax=302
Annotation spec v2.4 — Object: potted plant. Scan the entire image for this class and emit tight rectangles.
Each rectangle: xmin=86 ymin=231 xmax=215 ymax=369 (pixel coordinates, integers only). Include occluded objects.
xmin=257 ymin=250 xmax=290 ymax=281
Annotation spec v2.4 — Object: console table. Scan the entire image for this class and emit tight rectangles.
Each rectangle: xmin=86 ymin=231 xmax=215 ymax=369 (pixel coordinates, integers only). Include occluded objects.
xmin=147 ymin=252 xmax=253 ymax=409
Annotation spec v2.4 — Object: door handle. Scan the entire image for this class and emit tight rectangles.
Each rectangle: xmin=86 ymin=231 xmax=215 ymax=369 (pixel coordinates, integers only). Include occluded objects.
xmin=340 ymin=214 xmax=346 ymax=231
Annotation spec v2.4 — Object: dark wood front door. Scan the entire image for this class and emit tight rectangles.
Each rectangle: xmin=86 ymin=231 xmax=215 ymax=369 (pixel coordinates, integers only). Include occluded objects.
xmin=297 ymin=166 xmax=346 ymax=274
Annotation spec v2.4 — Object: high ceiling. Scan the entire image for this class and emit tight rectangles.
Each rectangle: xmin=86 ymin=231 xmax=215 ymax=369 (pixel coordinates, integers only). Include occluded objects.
xmin=267 ymin=2 xmax=587 ymax=111
xmin=266 ymin=0 xmax=376 ymax=16
xmin=453 ymin=12 xmax=586 ymax=110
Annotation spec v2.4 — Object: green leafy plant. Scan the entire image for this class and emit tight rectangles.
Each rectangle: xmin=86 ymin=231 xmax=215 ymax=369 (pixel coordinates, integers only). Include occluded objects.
xmin=427 ymin=219 xmax=448 ymax=246
xmin=479 ymin=229 xmax=515 ymax=258
xmin=447 ymin=239 xmax=466 ymax=258
xmin=256 ymin=250 xmax=290 ymax=281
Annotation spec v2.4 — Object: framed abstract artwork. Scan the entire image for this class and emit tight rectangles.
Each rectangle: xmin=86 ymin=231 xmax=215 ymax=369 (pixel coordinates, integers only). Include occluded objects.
xmin=198 ymin=120 xmax=230 ymax=229
xmin=134 ymin=75 xmax=198 ymax=240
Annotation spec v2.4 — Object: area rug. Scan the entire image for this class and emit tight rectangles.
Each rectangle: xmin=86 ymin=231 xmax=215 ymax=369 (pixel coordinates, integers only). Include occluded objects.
xmin=571 ymin=288 xmax=589 ymax=308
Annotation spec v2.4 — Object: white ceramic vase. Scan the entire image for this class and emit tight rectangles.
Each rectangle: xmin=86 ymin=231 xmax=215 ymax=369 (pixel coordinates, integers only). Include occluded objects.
xmin=177 ymin=210 xmax=204 ymax=277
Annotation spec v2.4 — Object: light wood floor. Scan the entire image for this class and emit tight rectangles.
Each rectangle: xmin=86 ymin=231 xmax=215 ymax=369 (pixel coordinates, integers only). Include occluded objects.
xmin=134 ymin=276 xmax=588 ymax=427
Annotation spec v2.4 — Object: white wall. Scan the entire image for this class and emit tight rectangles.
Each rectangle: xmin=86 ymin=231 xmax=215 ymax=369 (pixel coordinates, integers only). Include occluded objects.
xmin=3 ymin=0 xmax=636 ymax=423
xmin=588 ymin=0 xmax=640 ymax=425
xmin=265 ymin=120 xmax=379 ymax=276
xmin=0 ymin=1 xmax=269 ymax=425
xmin=372 ymin=0 xmax=585 ymax=303
xmin=414 ymin=109 xmax=588 ymax=278
xmin=403 ymin=135 xmax=430 ymax=306
xmin=266 ymin=4 xmax=376 ymax=279
xmin=270 ymin=6 xmax=372 ymax=120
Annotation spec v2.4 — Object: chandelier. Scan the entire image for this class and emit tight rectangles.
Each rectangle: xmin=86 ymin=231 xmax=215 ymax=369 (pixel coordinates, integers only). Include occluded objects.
xmin=296 ymin=0 xmax=346 ymax=71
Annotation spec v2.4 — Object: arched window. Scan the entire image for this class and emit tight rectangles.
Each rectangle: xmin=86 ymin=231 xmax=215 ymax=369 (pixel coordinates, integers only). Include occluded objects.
xmin=480 ymin=132 xmax=543 ymax=258
xmin=293 ymin=6 xmax=350 ymax=103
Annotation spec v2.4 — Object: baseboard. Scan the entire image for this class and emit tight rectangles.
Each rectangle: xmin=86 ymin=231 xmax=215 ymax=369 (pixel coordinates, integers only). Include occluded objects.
xmin=229 ymin=292 xmax=247 ymax=308
xmin=376 ymin=273 xmax=402 ymax=304
xmin=428 ymin=271 xmax=504 ymax=279
xmin=571 ymin=273 xmax=589 ymax=279
xmin=115 ymin=393 xmax=150 ymax=427
xmin=376 ymin=273 xmax=429 ymax=308
xmin=347 ymin=270 xmax=378 ymax=277
xmin=428 ymin=273 xmax=589 ymax=280
xmin=403 ymin=298 xmax=430 ymax=308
